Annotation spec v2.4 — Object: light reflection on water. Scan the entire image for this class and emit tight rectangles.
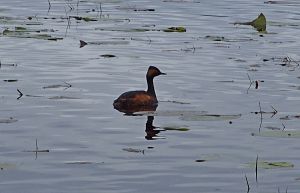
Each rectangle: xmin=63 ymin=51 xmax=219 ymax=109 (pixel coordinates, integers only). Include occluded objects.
xmin=0 ymin=0 xmax=300 ymax=193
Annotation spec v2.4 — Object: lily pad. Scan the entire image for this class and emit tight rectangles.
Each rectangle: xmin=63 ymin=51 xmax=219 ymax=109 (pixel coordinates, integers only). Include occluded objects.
xmin=247 ymin=161 xmax=294 ymax=169
xmin=163 ymin=26 xmax=186 ymax=32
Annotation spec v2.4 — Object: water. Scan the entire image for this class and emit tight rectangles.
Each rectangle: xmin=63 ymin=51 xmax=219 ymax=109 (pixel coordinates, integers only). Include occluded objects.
xmin=0 ymin=0 xmax=300 ymax=192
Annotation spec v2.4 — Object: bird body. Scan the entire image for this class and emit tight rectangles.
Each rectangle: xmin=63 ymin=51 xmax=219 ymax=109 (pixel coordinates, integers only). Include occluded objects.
xmin=113 ymin=66 xmax=165 ymax=114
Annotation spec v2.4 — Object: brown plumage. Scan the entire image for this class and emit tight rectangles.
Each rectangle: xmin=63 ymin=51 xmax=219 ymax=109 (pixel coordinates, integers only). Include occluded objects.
xmin=113 ymin=66 xmax=166 ymax=114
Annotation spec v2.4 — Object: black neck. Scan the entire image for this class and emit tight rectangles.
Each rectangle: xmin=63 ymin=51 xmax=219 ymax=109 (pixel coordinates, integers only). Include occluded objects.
xmin=147 ymin=76 xmax=156 ymax=97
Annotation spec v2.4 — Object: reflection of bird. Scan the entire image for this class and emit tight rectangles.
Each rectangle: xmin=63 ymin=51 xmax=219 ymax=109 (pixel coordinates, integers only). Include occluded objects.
xmin=113 ymin=66 xmax=166 ymax=114
xmin=145 ymin=116 xmax=165 ymax=140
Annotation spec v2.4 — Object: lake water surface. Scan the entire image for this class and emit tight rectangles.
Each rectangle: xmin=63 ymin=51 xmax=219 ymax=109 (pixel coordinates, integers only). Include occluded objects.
xmin=1 ymin=0 xmax=300 ymax=192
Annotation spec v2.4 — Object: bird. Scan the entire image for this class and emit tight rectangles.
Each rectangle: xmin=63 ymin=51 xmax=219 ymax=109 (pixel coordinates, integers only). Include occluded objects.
xmin=113 ymin=66 xmax=166 ymax=114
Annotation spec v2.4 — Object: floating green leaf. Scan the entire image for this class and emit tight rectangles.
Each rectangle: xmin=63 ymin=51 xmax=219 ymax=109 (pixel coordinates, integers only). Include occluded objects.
xmin=234 ymin=13 xmax=266 ymax=32
xmin=251 ymin=13 xmax=266 ymax=32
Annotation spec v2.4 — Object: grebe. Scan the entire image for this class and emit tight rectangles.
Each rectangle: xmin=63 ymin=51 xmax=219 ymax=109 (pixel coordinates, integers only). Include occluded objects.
xmin=113 ymin=66 xmax=166 ymax=114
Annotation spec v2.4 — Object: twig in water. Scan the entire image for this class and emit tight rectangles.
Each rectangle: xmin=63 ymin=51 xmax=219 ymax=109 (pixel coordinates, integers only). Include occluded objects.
xmin=24 ymin=139 xmax=50 ymax=159
xmin=64 ymin=7 xmax=71 ymax=36
xmin=282 ymin=123 xmax=286 ymax=131
xmin=258 ymin=102 xmax=263 ymax=133
xmin=270 ymin=105 xmax=278 ymax=118
xmin=255 ymin=155 xmax=258 ymax=182
xmin=17 ymin=89 xmax=23 ymax=100
xmin=35 ymin=138 xmax=38 ymax=159
xmin=47 ymin=0 xmax=51 ymax=13
xmin=245 ymin=174 xmax=250 ymax=193
xmin=247 ymin=73 xmax=254 ymax=94
xmin=99 ymin=2 xmax=103 ymax=18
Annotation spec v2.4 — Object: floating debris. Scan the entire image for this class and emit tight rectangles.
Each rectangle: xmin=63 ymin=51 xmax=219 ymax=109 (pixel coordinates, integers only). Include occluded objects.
xmin=134 ymin=8 xmax=155 ymax=11
xmin=180 ymin=114 xmax=242 ymax=121
xmin=80 ymin=39 xmax=130 ymax=48
xmin=100 ymin=54 xmax=116 ymax=58
xmin=43 ymin=82 xmax=71 ymax=89
xmin=48 ymin=96 xmax=80 ymax=100
xmin=163 ymin=26 xmax=186 ymax=32
xmin=0 ymin=117 xmax=17 ymax=124
xmin=251 ymin=130 xmax=300 ymax=138
xmin=64 ymin=161 xmax=96 ymax=164
xmin=246 ymin=161 xmax=294 ymax=169
xmin=3 ymin=79 xmax=18 ymax=82
xmin=72 ymin=16 xmax=98 ymax=22
xmin=2 ymin=27 xmax=62 ymax=41
xmin=163 ymin=126 xmax=189 ymax=131
xmin=160 ymin=100 xmax=190 ymax=104
xmin=195 ymin=159 xmax=206 ymax=162
xmin=122 ymin=148 xmax=145 ymax=154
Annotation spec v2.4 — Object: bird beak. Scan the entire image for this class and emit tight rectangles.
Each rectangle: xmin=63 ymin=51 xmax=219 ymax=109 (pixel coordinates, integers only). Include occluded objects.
xmin=160 ymin=72 xmax=167 ymax=75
